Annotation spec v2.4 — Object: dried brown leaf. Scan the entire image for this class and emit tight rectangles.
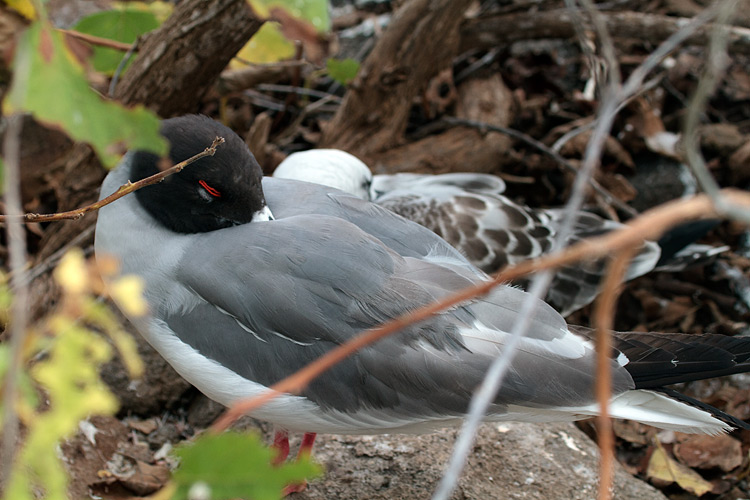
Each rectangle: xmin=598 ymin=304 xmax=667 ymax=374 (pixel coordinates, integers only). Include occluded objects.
xmin=673 ymin=434 xmax=743 ymax=472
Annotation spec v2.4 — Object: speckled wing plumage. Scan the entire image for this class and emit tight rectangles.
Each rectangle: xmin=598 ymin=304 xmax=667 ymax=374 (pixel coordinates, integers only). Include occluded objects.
xmin=372 ymin=173 xmax=661 ymax=316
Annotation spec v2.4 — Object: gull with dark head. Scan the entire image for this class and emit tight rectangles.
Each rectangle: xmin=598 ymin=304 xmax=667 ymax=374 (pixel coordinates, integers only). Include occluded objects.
xmin=96 ymin=115 xmax=749 ymax=479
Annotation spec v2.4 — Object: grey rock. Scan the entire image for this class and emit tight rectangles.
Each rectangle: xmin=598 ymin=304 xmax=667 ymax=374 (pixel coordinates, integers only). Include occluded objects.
xmin=296 ymin=422 xmax=666 ymax=500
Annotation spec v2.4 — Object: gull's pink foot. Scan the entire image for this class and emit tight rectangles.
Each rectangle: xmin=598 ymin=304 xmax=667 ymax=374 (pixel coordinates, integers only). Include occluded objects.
xmin=272 ymin=431 xmax=317 ymax=496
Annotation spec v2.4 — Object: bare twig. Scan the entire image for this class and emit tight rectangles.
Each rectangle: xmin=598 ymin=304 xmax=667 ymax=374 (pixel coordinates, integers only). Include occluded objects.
xmin=593 ymin=247 xmax=636 ymax=500
xmin=109 ymin=38 xmax=139 ymax=98
xmin=434 ymin=42 xmax=625 ymax=491
xmin=432 ymin=271 xmax=555 ymax=500
xmin=1 ymin=114 xmax=29 ymax=488
xmin=439 ymin=117 xmax=638 ymax=217
xmin=256 ymin=84 xmax=343 ymax=102
xmin=59 ymin=29 xmax=133 ymax=52
xmin=0 ymin=137 xmax=225 ymax=224
xmin=210 ymin=189 xmax=750 ymax=433
xmin=681 ymin=0 xmax=750 ymax=222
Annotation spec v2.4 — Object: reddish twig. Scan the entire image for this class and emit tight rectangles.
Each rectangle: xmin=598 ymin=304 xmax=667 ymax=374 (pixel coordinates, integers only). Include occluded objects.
xmin=594 ymin=247 xmax=636 ymax=500
xmin=59 ymin=29 xmax=134 ymax=52
xmin=0 ymin=137 xmax=225 ymax=224
xmin=211 ymin=189 xmax=750 ymax=432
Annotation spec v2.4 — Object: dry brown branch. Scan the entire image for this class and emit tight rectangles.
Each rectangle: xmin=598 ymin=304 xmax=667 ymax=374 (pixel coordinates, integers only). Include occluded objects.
xmin=460 ymin=10 xmax=750 ymax=54
xmin=216 ymin=62 xmax=307 ymax=95
xmin=594 ymin=247 xmax=637 ymax=500
xmin=211 ymin=189 xmax=750 ymax=432
xmin=0 ymin=138 xmax=225 ymax=224
xmin=59 ymin=29 xmax=133 ymax=52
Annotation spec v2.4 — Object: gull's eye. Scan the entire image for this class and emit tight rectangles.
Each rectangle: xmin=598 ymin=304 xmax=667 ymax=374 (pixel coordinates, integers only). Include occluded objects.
xmin=199 ymin=180 xmax=222 ymax=199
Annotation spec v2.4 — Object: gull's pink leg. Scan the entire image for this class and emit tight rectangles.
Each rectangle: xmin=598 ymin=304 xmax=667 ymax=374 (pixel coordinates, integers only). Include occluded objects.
xmin=282 ymin=432 xmax=318 ymax=495
xmin=271 ymin=429 xmax=290 ymax=466
xmin=297 ymin=432 xmax=317 ymax=459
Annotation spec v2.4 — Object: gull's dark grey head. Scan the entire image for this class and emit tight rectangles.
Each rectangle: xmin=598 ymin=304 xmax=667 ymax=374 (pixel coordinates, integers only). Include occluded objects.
xmin=130 ymin=114 xmax=270 ymax=234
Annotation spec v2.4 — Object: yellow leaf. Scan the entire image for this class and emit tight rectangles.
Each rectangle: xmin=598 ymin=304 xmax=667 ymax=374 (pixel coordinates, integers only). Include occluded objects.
xmin=145 ymin=481 xmax=176 ymax=500
xmin=54 ymin=249 xmax=89 ymax=295
xmin=5 ymin=0 xmax=36 ymax=20
xmin=233 ymin=22 xmax=295 ymax=67
xmin=112 ymin=1 xmax=174 ymax=22
xmin=647 ymin=445 xmax=713 ymax=496
xmin=110 ymin=275 xmax=149 ymax=317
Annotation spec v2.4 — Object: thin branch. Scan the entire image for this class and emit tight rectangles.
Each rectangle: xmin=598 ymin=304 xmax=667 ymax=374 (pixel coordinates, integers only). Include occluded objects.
xmin=593 ymin=247 xmax=636 ymax=500
xmin=439 ymin=117 xmax=638 ymax=217
xmin=0 ymin=137 xmax=225 ymax=224
xmin=681 ymin=0 xmax=749 ymax=221
xmin=210 ymin=188 xmax=750 ymax=433
xmin=435 ymin=47 xmax=623 ymax=492
xmin=432 ymin=271 xmax=555 ymax=500
xmin=256 ymin=83 xmax=343 ymax=102
xmin=59 ymin=29 xmax=133 ymax=52
xmin=109 ymin=38 xmax=139 ymax=98
xmin=621 ymin=3 xmax=726 ymax=99
xmin=1 ymin=114 xmax=29 ymax=488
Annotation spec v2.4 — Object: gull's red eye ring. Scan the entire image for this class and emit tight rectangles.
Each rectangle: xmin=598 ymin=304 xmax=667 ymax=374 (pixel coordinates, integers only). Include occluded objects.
xmin=199 ymin=180 xmax=221 ymax=198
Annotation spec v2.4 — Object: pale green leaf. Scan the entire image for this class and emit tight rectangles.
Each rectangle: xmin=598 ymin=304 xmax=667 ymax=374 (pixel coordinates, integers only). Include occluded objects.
xmin=173 ymin=431 xmax=321 ymax=500
xmin=73 ymin=9 xmax=160 ymax=75
xmin=327 ymin=58 xmax=360 ymax=85
xmin=247 ymin=0 xmax=329 ymax=31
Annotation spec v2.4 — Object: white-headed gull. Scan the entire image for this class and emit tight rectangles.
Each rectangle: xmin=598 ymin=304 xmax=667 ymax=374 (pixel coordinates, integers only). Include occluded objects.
xmin=274 ymin=149 xmax=724 ymax=316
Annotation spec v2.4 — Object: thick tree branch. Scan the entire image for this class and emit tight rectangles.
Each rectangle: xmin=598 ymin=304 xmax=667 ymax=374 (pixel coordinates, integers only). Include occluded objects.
xmin=113 ymin=0 xmax=264 ymax=116
xmin=460 ymin=10 xmax=750 ymax=54
xmin=320 ymin=0 xmax=474 ymax=156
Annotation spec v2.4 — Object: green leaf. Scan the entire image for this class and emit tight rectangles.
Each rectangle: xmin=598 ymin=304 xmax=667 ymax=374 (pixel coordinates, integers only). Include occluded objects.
xmin=327 ymin=58 xmax=360 ymax=85
xmin=173 ymin=432 xmax=321 ymax=500
xmin=73 ymin=9 xmax=160 ymax=75
xmin=4 ymin=20 xmax=167 ymax=168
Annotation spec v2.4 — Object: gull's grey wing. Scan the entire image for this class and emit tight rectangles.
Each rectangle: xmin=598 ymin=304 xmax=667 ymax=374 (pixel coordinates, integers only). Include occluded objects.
xmin=172 ymin=214 xmax=634 ymax=419
xmin=263 ymin=177 xmax=479 ymax=273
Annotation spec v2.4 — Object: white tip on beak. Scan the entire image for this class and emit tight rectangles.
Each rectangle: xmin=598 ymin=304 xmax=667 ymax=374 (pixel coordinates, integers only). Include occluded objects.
xmin=252 ymin=205 xmax=274 ymax=222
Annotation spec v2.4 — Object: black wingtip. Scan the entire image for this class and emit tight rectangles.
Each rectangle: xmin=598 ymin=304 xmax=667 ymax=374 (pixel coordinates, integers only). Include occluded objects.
xmin=656 ymin=387 xmax=750 ymax=431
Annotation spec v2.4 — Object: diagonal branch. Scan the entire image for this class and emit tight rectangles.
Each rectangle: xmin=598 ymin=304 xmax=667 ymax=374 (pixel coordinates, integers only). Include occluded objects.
xmin=0 ymin=137 xmax=225 ymax=224
xmin=594 ymin=247 xmax=637 ymax=500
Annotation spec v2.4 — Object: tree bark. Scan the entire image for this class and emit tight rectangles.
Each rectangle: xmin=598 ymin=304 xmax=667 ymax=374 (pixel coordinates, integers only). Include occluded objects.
xmin=320 ymin=0 xmax=474 ymax=157
xmin=114 ymin=0 xmax=263 ymax=116
xmin=369 ymin=74 xmax=515 ymax=174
